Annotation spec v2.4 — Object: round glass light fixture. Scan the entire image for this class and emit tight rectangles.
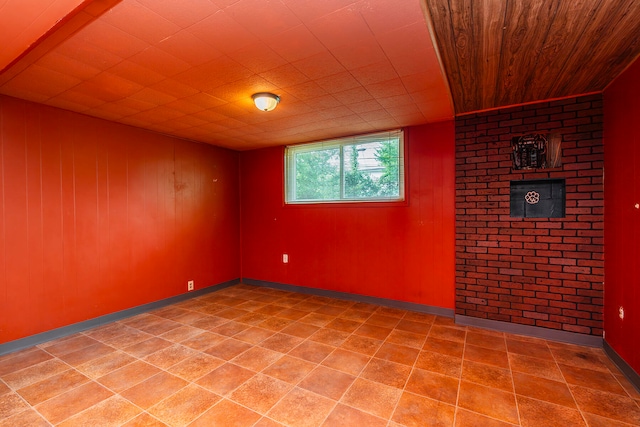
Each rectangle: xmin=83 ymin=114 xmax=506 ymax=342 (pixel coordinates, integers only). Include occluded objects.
xmin=252 ymin=92 xmax=280 ymax=112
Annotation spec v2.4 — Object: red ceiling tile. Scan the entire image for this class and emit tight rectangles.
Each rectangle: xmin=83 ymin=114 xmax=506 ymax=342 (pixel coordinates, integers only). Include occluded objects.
xmin=187 ymin=10 xmax=256 ymax=54
xmin=53 ymin=90 xmax=108 ymax=109
xmin=332 ymin=86 xmax=374 ymax=105
xmin=226 ymin=0 xmax=301 ymax=39
xmin=182 ymin=93 xmax=227 ymax=109
xmin=136 ymin=0 xmax=221 ymax=28
xmin=37 ymin=52 xmax=103 ymax=80
xmin=259 ymin=64 xmax=309 ymax=87
xmin=281 ymin=0 xmax=358 ymax=23
xmin=331 ymin=38 xmax=387 ymax=70
xmin=306 ymin=7 xmax=373 ymax=50
xmin=56 ymin=37 xmax=124 ymax=71
xmin=89 ymin=72 xmax=144 ymax=98
xmin=281 ymin=81 xmax=328 ymax=100
xmin=227 ymin=43 xmax=288 ymax=74
xmin=4 ymin=65 xmax=80 ymax=99
xmin=74 ymin=20 xmax=148 ymax=59
xmin=163 ymin=99 xmax=208 ymax=115
xmin=149 ymin=79 xmax=199 ymax=99
xmin=360 ymin=0 xmax=423 ymax=36
xmin=101 ymin=1 xmax=181 ymax=44
xmin=129 ymin=47 xmax=192 ymax=78
xmin=292 ymin=51 xmax=346 ymax=80
xmin=367 ymin=78 xmax=408 ymax=99
xmin=158 ymin=31 xmax=222 ymax=66
xmin=347 ymin=99 xmax=384 ymax=114
xmin=351 ymin=61 xmax=400 ymax=86
xmin=264 ymin=25 xmax=326 ymax=62
xmin=314 ymin=72 xmax=361 ymax=93
xmin=107 ymin=60 xmax=166 ymax=86
xmin=130 ymin=87 xmax=178 ymax=105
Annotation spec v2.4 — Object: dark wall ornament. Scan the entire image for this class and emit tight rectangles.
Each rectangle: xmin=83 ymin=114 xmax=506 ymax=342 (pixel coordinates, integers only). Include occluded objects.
xmin=511 ymin=133 xmax=562 ymax=170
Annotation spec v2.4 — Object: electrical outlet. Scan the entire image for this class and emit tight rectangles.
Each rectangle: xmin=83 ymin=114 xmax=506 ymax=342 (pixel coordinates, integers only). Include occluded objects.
xmin=283 ymin=254 xmax=288 ymax=263
xmin=188 ymin=280 xmax=194 ymax=291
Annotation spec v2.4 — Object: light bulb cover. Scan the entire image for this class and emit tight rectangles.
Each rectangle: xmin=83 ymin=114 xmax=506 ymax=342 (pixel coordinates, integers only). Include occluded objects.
xmin=252 ymin=92 xmax=280 ymax=112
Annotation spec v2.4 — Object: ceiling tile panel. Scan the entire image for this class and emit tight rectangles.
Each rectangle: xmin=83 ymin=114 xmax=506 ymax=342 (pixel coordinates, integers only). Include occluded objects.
xmin=128 ymin=47 xmax=192 ymax=78
xmin=281 ymin=0 xmax=358 ymax=23
xmin=187 ymin=11 xmax=257 ymax=54
xmin=264 ymin=25 xmax=326 ymax=62
xmin=89 ymin=72 xmax=144 ymax=98
xmin=292 ymin=51 xmax=346 ymax=80
xmin=332 ymin=86 xmax=374 ymax=105
xmin=136 ymin=0 xmax=221 ymax=28
xmin=53 ymin=90 xmax=107 ymax=109
xmin=74 ymin=20 xmax=148 ymax=59
xmin=55 ymin=38 xmax=124 ymax=71
xmin=314 ymin=72 xmax=361 ymax=93
xmin=107 ymin=60 xmax=166 ymax=86
xmin=350 ymin=61 xmax=400 ymax=86
xmin=359 ymin=0 xmax=422 ymax=35
xmin=149 ymin=79 xmax=200 ymax=99
xmin=306 ymin=6 xmax=373 ymax=50
xmin=227 ymin=42 xmax=288 ymax=74
xmin=347 ymin=99 xmax=384 ymax=114
xmin=259 ymin=64 xmax=309 ymax=88
xmin=281 ymin=81 xmax=328 ymax=99
xmin=226 ymin=0 xmax=302 ymax=39
xmin=101 ymin=1 xmax=182 ymax=45
xmin=3 ymin=65 xmax=81 ymax=99
xmin=367 ymin=78 xmax=408 ymax=99
xmin=330 ymin=37 xmax=387 ymax=70
xmin=157 ymin=31 xmax=223 ymax=66
xmin=37 ymin=52 xmax=103 ymax=80
xmin=129 ymin=87 xmax=178 ymax=105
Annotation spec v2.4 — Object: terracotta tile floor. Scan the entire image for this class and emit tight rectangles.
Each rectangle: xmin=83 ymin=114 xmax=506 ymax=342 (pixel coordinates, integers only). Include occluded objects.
xmin=1 ymin=284 xmax=640 ymax=426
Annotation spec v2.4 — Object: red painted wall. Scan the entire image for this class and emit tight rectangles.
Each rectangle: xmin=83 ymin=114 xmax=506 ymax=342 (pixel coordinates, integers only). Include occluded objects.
xmin=0 ymin=95 xmax=240 ymax=344
xmin=604 ymin=58 xmax=640 ymax=373
xmin=240 ymin=122 xmax=456 ymax=309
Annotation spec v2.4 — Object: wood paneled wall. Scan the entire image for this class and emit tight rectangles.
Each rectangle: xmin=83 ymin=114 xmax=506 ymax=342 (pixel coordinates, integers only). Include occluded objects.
xmin=240 ymin=122 xmax=456 ymax=308
xmin=0 ymin=95 xmax=240 ymax=344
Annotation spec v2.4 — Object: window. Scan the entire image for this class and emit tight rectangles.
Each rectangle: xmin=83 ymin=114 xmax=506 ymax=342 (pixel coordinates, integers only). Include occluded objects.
xmin=285 ymin=129 xmax=405 ymax=204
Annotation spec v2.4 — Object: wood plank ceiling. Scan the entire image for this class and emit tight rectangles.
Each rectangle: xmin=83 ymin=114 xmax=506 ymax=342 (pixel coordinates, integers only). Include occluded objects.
xmin=424 ymin=0 xmax=640 ymax=114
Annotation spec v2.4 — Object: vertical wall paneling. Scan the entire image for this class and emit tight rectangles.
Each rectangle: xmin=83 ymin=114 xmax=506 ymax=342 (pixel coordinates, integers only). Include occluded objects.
xmin=240 ymin=122 xmax=456 ymax=309
xmin=0 ymin=95 xmax=240 ymax=344
xmin=604 ymin=57 xmax=640 ymax=374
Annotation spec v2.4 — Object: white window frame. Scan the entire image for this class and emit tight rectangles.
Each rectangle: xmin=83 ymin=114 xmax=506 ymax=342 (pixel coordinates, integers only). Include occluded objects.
xmin=285 ymin=129 xmax=405 ymax=204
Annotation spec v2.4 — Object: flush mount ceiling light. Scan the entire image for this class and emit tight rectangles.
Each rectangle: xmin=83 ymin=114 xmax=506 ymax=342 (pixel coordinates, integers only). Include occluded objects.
xmin=252 ymin=92 xmax=280 ymax=112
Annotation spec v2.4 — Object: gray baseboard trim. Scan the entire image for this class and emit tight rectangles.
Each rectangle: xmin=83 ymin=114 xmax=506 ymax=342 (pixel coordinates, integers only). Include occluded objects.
xmin=241 ymin=278 xmax=455 ymax=318
xmin=0 ymin=278 xmax=240 ymax=357
xmin=603 ymin=340 xmax=640 ymax=393
xmin=455 ymin=314 xmax=603 ymax=348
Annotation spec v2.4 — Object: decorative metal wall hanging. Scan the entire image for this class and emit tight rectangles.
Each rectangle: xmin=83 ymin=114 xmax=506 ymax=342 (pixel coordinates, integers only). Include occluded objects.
xmin=511 ymin=133 xmax=562 ymax=170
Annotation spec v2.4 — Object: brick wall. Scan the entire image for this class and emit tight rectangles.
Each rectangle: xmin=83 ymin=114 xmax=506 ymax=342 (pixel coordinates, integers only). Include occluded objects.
xmin=455 ymin=94 xmax=604 ymax=336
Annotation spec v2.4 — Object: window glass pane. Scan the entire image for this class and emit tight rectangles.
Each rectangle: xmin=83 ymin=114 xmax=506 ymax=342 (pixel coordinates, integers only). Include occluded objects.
xmin=294 ymin=148 xmax=340 ymax=201
xmin=285 ymin=129 xmax=404 ymax=204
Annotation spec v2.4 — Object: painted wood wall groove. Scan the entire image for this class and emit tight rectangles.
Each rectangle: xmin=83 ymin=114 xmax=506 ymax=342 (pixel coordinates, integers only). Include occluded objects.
xmin=0 ymin=95 xmax=240 ymax=344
